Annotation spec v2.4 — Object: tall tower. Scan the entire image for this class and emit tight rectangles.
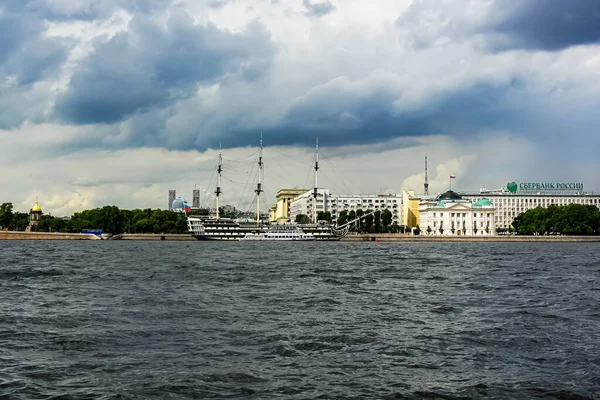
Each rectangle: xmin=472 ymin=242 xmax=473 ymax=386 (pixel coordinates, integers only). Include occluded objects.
xmin=168 ymin=190 xmax=176 ymax=210
xmin=424 ymin=155 xmax=429 ymax=196
xmin=192 ymin=189 xmax=200 ymax=208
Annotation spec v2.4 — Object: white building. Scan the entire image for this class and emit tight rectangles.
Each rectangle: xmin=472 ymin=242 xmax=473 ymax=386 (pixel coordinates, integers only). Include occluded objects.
xmin=289 ymin=190 xmax=402 ymax=225
xmin=463 ymin=181 xmax=600 ymax=230
xmin=289 ymin=189 xmax=330 ymax=222
xmin=329 ymin=194 xmax=402 ymax=225
xmin=419 ymin=191 xmax=496 ymax=236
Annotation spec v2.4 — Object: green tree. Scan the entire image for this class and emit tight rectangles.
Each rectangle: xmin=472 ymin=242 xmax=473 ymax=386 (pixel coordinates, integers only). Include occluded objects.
xmin=317 ymin=211 xmax=332 ymax=222
xmin=10 ymin=212 xmax=29 ymax=231
xmin=364 ymin=211 xmax=374 ymax=233
xmin=0 ymin=202 xmax=14 ymax=229
xmin=337 ymin=210 xmax=348 ymax=227
xmin=451 ymin=220 xmax=455 ymax=235
xmin=373 ymin=210 xmax=381 ymax=233
xmin=389 ymin=223 xmax=400 ymax=233
xmin=439 ymin=221 xmax=444 ymax=235
xmin=381 ymin=209 xmax=393 ymax=232
xmin=414 ymin=224 xmax=421 ymax=235
xmin=295 ymin=214 xmax=311 ymax=224
xmin=427 ymin=225 xmax=432 ymax=235
xmin=354 ymin=209 xmax=362 ymax=232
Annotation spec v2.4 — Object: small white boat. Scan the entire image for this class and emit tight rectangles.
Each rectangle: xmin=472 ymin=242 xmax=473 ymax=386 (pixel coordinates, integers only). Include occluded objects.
xmin=241 ymin=225 xmax=315 ymax=241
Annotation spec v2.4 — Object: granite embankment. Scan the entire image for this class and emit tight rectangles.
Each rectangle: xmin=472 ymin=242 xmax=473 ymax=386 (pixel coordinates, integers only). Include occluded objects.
xmin=0 ymin=232 xmax=195 ymax=240
xmin=0 ymin=231 xmax=101 ymax=240
xmin=342 ymin=234 xmax=600 ymax=242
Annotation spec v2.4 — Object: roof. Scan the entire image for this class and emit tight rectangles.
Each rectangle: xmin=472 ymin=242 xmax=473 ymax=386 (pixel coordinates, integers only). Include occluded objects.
xmin=436 ymin=190 xmax=462 ymax=201
xmin=473 ymin=198 xmax=493 ymax=207
xmin=31 ymin=201 xmax=42 ymax=213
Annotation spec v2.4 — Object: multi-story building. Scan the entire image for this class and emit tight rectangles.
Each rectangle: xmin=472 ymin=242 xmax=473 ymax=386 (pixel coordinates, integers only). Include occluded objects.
xmin=272 ymin=189 xmax=309 ymax=222
xmin=192 ymin=189 xmax=200 ymax=209
xmin=289 ymin=189 xmax=330 ymax=222
xmin=289 ymin=189 xmax=402 ymax=225
xmin=463 ymin=181 xmax=600 ymax=230
xmin=329 ymin=194 xmax=402 ymax=226
xmin=168 ymin=190 xmax=176 ymax=211
xmin=419 ymin=190 xmax=496 ymax=236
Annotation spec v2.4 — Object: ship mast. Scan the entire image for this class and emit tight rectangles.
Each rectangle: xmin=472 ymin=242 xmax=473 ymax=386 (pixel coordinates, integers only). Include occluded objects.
xmin=255 ymin=133 xmax=264 ymax=226
xmin=424 ymin=155 xmax=429 ymax=196
xmin=313 ymin=137 xmax=319 ymax=223
xmin=215 ymin=143 xmax=222 ymax=219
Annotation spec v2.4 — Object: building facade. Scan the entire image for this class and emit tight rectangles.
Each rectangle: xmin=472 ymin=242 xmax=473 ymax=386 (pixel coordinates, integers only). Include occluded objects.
xmin=329 ymin=194 xmax=402 ymax=226
xmin=402 ymin=190 xmax=423 ymax=230
xmin=168 ymin=190 xmax=176 ymax=211
xmin=272 ymin=189 xmax=309 ymax=222
xmin=463 ymin=182 xmax=600 ymax=230
xmin=192 ymin=189 xmax=200 ymax=209
xmin=419 ymin=191 xmax=496 ymax=236
xmin=289 ymin=189 xmax=330 ymax=222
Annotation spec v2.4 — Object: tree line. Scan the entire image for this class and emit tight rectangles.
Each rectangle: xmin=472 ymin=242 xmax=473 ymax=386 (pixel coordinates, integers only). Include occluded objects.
xmin=295 ymin=209 xmax=401 ymax=233
xmin=0 ymin=203 xmax=189 ymax=234
xmin=512 ymin=204 xmax=600 ymax=235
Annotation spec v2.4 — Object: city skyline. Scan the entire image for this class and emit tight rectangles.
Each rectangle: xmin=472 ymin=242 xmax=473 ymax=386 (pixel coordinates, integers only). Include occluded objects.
xmin=2 ymin=0 xmax=600 ymax=215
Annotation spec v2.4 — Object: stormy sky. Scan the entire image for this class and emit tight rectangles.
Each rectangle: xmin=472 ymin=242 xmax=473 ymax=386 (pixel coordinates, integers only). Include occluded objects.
xmin=1 ymin=0 xmax=599 ymax=215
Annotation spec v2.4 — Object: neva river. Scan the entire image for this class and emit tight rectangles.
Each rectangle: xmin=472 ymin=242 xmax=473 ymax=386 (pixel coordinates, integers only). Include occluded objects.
xmin=1 ymin=241 xmax=599 ymax=399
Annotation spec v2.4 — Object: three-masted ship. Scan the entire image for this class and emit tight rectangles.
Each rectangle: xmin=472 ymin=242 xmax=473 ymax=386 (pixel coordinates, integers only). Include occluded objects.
xmin=187 ymin=136 xmax=348 ymax=241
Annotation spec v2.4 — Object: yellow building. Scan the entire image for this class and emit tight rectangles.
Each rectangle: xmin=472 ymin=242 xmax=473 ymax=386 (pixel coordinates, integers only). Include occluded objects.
xmin=273 ymin=189 xmax=308 ymax=222
xmin=402 ymin=190 xmax=421 ymax=230
xmin=269 ymin=204 xmax=277 ymax=222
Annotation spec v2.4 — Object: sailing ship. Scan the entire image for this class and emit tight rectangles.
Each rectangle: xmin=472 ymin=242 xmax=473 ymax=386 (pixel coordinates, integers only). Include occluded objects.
xmin=240 ymin=224 xmax=315 ymax=241
xmin=187 ymin=136 xmax=349 ymax=241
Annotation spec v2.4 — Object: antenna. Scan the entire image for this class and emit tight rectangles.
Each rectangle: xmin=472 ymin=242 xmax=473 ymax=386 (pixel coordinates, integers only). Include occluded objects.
xmin=424 ymin=155 xmax=429 ymax=196
xmin=215 ymin=143 xmax=222 ymax=219
xmin=255 ymin=132 xmax=264 ymax=226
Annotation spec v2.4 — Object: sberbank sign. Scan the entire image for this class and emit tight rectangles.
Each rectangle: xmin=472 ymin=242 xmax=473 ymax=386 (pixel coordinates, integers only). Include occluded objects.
xmin=507 ymin=181 xmax=583 ymax=193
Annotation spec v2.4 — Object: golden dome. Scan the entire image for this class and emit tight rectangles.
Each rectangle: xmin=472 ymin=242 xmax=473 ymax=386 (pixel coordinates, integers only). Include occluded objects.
xmin=31 ymin=201 xmax=42 ymax=213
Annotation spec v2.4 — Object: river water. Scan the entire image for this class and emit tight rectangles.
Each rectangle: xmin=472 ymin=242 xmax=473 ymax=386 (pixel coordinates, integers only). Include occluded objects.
xmin=0 ymin=241 xmax=599 ymax=399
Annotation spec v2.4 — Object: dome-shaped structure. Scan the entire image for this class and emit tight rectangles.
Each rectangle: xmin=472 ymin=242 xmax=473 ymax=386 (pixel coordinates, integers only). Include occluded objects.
xmin=171 ymin=197 xmax=188 ymax=211
xmin=436 ymin=190 xmax=462 ymax=201
xmin=473 ymin=198 xmax=492 ymax=207
xmin=31 ymin=201 xmax=42 ymax=213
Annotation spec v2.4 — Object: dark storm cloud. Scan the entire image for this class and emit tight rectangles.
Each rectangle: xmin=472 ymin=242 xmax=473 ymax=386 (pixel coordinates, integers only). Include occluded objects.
xmin=181 ymin=79 xmax=534 ymax=151
xmin=303 ymin=0 xmax=336 ymax=17
xmin=54 ymin=11 xmax=275 ymax=124
xmin=487 ymin=0 xmax=600 ymax=51
xmin=0 ymin=6 xmax=70 ymax=84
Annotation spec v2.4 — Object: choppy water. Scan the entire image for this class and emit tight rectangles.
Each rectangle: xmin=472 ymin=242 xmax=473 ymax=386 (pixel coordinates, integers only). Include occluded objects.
xmin=1 ymin=241 xmax=599 ymax=399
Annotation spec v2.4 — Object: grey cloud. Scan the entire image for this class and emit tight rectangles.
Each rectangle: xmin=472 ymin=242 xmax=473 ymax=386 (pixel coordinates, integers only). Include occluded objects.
xmin=303 ymin=0 xmax=335 ymax=17
xmin=396 ymin=0 xmax=600 ymax=52
xmin=54 ymin=10 xmax=275 ymax=124
xmin=486 ymin=0 xmax=600 ymax=51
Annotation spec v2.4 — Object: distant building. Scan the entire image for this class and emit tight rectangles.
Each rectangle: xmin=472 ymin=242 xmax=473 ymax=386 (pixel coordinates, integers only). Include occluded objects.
xmin=26 ymin=201 xmax=43 ymax=231
xmin=289 ymin=189 xmax=330 ymax=222
xmin=402 ymin=190 xmax=427 ymax=231
xmin=168 ymin=190 xmax=176 ymax=210
xmin=192 ymin=189 xmax=200 ymax=209
xmin=289 ymin=189 xmax=403 ymax=225
xmin=272 ymin=189 xmax=309 ymax=222
xmin=419 ymin=191 xmax=496 ymax=236
xmin=462 ymin=182 xmax=600 ymax=230
xmin=329 ymin=194 xmax=402 ymax=226
xmin=171 ymin=197 xmax=191 ymax=213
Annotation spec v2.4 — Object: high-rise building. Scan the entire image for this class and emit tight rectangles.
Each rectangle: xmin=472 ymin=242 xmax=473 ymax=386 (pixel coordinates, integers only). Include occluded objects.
xmin=168 ymin=190 xmax=176 ymax=210
xmin=192 ymin=189 xmax=200 ymax=209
